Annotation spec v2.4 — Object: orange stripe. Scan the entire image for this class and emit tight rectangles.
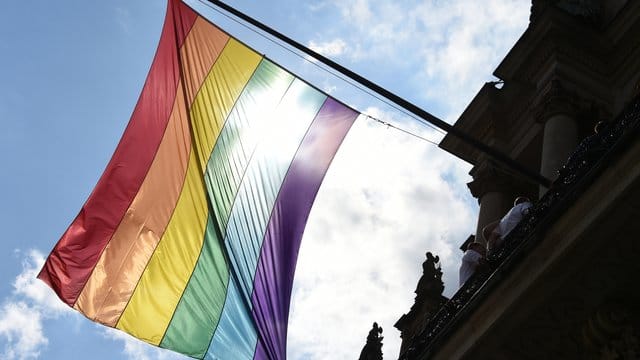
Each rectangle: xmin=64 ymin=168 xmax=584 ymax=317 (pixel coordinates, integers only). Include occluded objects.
xmin=182 ymin=17 xmax=230 ymax=105
xmin=74 ymin=19 xmax=230 ymax=326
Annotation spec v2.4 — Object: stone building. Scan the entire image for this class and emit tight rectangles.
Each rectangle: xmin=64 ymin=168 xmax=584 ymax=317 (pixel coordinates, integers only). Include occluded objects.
xmin=394 ymin=0 xmax=640 ymax=359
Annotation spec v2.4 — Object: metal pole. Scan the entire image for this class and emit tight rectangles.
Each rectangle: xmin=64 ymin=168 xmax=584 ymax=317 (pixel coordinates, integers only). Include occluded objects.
xmin=203 ymin=0 xmax=552 ymax=187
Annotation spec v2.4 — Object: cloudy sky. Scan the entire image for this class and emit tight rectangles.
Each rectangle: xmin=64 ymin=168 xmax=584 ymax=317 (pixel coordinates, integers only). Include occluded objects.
xmin=0 ymin=1 xmax=530 ymax=359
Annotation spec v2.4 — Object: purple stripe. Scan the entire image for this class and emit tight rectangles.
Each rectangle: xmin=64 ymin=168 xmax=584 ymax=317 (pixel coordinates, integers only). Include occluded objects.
xmin=250 ymin=98 xmax=358 ymax=360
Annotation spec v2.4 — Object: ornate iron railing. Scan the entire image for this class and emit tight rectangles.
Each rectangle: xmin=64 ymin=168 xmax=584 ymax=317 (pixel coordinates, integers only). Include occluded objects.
xmin=400 ymin=96 xmax=640 ymax=360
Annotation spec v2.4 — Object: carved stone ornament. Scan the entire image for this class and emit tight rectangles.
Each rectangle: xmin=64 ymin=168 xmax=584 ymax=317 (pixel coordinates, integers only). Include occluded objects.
xmin=583 ymin=301 xmax=640 ymax=360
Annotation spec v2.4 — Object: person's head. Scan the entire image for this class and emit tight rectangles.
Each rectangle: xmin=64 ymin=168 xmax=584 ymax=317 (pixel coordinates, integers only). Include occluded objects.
xmin=468 ymin=242 xmax=486 ymax=256
xmin=514 ymin=196 xmax=530 ymax=206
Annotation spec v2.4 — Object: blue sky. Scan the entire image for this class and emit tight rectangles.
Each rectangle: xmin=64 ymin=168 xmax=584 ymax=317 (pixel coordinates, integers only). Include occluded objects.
xmin=0 ymin=1 xmax=529 ymax=359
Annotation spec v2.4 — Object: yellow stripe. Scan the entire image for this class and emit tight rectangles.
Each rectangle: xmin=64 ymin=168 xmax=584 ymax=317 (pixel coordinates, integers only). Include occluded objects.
xmin=116 ymin=39 xmax=261 ymax=345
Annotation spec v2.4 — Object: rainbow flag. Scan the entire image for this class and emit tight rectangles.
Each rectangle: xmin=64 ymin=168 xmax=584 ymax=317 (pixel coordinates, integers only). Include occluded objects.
xmin=38 ymin=1 xmax=359 ymax=359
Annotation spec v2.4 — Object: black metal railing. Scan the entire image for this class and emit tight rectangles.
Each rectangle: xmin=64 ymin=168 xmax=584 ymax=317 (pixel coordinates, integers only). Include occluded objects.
xmin=400 ymin=96 xmax=640 ymax=360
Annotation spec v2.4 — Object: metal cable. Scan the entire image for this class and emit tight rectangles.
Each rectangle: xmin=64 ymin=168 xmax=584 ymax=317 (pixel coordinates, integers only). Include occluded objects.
xmin=194 ymin=0 xmax=448 ymax=142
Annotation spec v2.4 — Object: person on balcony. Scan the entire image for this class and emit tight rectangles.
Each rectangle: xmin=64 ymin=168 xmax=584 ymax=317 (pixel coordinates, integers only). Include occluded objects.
xmin=483 ymin=196 xmax=532 ymax=254
xmin=459 ymin=242 xmax=487 ymax=287
xmin=556 ymin=121 xmax=608 ymax=184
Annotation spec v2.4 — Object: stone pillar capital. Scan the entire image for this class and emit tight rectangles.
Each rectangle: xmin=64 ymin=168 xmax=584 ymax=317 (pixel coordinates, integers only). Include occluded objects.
xmin=533 ymin=78 xmax=581 ymax=123
xmin=467 ymin=160 xmax=518 ymax=199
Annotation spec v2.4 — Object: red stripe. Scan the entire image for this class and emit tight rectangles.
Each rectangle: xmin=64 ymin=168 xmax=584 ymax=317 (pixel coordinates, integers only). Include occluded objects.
xmin=38 ymin=0 xmax=198 ymax=306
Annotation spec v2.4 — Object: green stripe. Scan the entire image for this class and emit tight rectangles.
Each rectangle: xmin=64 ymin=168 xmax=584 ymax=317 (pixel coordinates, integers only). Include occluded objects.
xmin=160 ymin=60 xmax=294 ymax=358
xmin=160 ymin=215 xmax=227 ymax=358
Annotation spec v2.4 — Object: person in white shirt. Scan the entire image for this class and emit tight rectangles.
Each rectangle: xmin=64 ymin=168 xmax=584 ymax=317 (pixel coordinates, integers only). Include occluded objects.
xmin=459 ymin=242 xmax=487 ymax=287
xmin=483 ymin=196 xmax=533 ymax=254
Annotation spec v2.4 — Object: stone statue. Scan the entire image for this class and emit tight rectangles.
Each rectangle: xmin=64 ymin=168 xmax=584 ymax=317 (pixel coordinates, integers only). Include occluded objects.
xmin=359 ymin=322 xmax=384 ymax=360
xmin=414 ymin=252 xmax=445 ymax=303
xmin=395 ymin=252 xmax=448 ymax=356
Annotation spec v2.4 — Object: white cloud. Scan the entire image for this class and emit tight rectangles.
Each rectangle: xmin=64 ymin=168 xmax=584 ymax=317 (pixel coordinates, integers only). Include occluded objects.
xmin=12 ymin=250 xmax=69 ymax=316
xmin=0 ymin=302 xmax=47 ymax=360
xmin=101 ymin=328 xmax=184 ymax=360
xmin=307 ymin=1 xmax=330 ymax=12
xmin=339 ymin=0 xmax=374 ymax=27
xmin=308 ymin=39 xmax=348 ymax=58
xmin=412 ymin=0 xmax=529 ymax=112
xmin=288 ymin=108 xmax=477 ymax=359
xmin=102 ymin=329 xmax=152 ymax=360
xmin=0 ymin=250 xmax=73 ymax=359
xmin=311 ymin=0 xmax=529 ymax=118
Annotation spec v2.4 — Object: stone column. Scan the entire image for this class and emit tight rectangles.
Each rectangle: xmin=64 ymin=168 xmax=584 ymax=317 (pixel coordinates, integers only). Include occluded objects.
xmin=540 ymin=113 xmax=578 ymax=182
xmin=474 ymin=191 xmax=512 ymax=243
xmin=535 ymin=79 xmax=580 ymax=195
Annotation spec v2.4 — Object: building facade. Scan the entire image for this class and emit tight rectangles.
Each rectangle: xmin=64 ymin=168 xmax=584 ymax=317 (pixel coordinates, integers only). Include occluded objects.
xmin=395 ymin=1 xmax=640 ymax=359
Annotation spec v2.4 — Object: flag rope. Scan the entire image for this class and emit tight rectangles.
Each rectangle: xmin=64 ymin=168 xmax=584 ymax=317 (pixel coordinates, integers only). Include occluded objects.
xmin=366 ymin=115 xmax=441 ymax=146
